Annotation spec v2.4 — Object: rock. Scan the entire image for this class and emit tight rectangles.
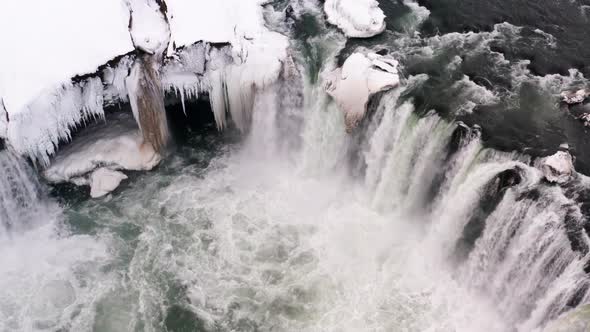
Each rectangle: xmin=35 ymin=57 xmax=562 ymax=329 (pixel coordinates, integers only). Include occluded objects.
xmin=285 ymin=5 xmax=295 ymax=20
xmin=89 ymin=168 xmax=128 ymax=198
xmin=127 ymin=0 xmax=171 ymax=57
xmin=541 ymin=150 xmax=575 ymax=184
xmin=496 ymin=167 xmax=522 ymax=191
xmin=325 ymin=52 xmax=400 ymax=132
xmin=561 ymin=89 xmax=589 ymax=105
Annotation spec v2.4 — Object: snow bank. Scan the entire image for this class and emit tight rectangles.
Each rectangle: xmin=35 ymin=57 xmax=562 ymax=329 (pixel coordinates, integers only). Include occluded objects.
xmin=0 ymin=0 xmax=132 ymax=164
xmin=325 ymin=52 xmax=400 ymax=131
xmin=165 ymin=0 xmax=289 ymax=131
xmin=0 ymin=0 xmax=133 ymax=115
xmin=44 ymin=113 xmax=160 ymax=196
xmin=324 ymin=0 xmax=386 ymax=38
xmin=89 ymin=168 xmax=128 ymax=198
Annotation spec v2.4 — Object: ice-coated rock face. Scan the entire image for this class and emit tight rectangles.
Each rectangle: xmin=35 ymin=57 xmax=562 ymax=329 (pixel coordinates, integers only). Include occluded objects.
xmin=324 ymin=0 xmax=386 ymax=38
xmin=89 ymin=168 xmax=128 ymax=198
xmin=541 ymin=151 xmax=575 ymax=184
xmin=325 ymin=52 xmax=400 ymax=132
xmin=127 ymin=0 xmax=171 ymax=56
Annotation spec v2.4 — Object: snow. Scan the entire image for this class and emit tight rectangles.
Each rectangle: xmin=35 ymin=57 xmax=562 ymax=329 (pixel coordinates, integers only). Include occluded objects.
xmin=0 ymin=0 xmax=133 ymax=115
xmin=325 ymin=52 xmax=400 ymax=132
xmin=541 ymin=151 xmax=575 ymax=184
xmin=165 ymin=0 xmax=289 ymax=131
xmin=324 ymin=0 xmax=386 ymax=38
xmin=167 ymin=0 xmax=267 ymax=46
xmin=127 ymin=0 xmax=170 ymax=56
xmin=43 ymin=113 xmax=161 ymax=186
xmin=89 ymin=168 xmax=128 ymax=198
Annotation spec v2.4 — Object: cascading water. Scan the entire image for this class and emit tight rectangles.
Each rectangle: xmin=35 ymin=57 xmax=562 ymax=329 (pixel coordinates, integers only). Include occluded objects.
xmin=3 ymin=1 xmax=590 ymax=331
xmin=0 ymin=152 xmax=114 ymax=331
xmin=0 ymin=151 xmax=44 ymax=236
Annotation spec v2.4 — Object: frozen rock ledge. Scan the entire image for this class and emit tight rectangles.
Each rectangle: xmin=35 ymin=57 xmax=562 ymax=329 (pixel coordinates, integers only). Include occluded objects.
xmin=324 ymin=0 xmax=386 ymax=38
xmin=325 ymin=52 xmax=400 ymax=132
xmin=90 ymin=168 xmax=128 ymax=198
xmin=541 ymin=150 xmax=575 ymax=184
xmin=43 ymin=113 xmax=161 ymax=197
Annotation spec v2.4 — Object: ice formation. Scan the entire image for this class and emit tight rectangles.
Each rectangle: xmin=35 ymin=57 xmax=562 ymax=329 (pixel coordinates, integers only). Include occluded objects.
xmin=325 ymin=52 xmax=400 ymax=131
xmin=0 ymin=0 xmax=289 ymax=163
xmin=89 ymin=168 xmax=129 ymax=198
xmin=324 ymin=0 xmax=386 ymax=38
xmin=540 ymin=150 xmax=575 ymax=184
xmin=43 ymin=113 xmax=160 ymax=196
xmin=127 ymin=0 xmax=171 ymax=56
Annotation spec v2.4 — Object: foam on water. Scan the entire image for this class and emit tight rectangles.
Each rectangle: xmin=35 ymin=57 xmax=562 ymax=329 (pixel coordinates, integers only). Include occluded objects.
xmin=0 ymin=152 xmax=115 ymax=331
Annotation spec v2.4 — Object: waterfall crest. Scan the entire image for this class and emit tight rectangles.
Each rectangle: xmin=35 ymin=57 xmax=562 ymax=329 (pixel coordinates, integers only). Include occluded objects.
xmin=0 ymin=151 xmax=45 ymax=237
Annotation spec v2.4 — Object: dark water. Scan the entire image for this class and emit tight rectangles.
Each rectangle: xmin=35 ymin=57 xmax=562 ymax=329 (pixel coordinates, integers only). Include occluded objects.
xmin=417 ymin=0 xmax=590 ymax=77
xmin=348 ymin=0 xmax=590 ymax=173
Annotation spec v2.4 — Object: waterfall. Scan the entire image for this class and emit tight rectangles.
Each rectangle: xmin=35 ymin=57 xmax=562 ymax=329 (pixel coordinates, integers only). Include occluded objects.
xmin=2 ymin=2 xmax=590 ymax=331
xmin=0 ymin=151 xmax=45 ymax=237
xmin=356 ymin=86 xmax=590 ymax=330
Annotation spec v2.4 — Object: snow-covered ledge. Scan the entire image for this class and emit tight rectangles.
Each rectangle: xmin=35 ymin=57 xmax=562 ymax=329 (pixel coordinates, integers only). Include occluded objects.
xmin=325 ymin=51 xmax=400 ymax=132
xmin=43 ymin=113 xmax=161 ymax=197
xmin=323 ymin=0 xmax=386 ymax=38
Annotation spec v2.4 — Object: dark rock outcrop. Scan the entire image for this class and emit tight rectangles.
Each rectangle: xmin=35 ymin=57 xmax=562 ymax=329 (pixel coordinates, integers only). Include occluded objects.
xmin=454 ymin=166 xmax=523 ymax=260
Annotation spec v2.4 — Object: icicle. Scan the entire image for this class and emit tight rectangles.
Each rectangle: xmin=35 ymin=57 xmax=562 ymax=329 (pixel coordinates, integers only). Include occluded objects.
xmin=180 ymin=87 xmax=186 ymax=115
xmin=0 ymin=98 xmax=7 ymax=140
xmin=5 ymin=77 xmax=105 ymax=166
